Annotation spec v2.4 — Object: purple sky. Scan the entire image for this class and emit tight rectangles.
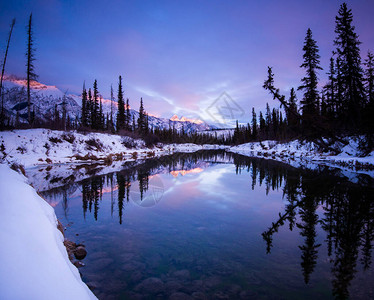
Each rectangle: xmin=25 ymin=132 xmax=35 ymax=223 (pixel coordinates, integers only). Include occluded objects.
xmin=1 ymin=0 xmax=373 ymax=126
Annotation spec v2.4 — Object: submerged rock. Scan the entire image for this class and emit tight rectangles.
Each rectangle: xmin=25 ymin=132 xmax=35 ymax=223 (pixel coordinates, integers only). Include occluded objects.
xmin=135 ymin=277 xmax=164 ymax=294
xmin=74 ymin=246 xmax=87 ymax=260
xmin=169 ymin=292 xmax=193 ymax=300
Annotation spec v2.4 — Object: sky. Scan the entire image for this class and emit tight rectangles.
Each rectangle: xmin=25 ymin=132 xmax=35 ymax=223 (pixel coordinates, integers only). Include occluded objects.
xmin=1 ymin=0 xmax=374 ymax=126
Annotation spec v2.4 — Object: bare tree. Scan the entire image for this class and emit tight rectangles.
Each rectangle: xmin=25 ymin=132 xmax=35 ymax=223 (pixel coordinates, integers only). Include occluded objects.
xmin=26 ymin=13 xmax=37 ymax=125
xmin=0 ymin=18 xmax=16 ymax=126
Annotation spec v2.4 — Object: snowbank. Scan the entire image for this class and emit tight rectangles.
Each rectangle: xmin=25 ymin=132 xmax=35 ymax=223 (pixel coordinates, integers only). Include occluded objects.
xmin=0 ymin=164 xmax=97 ymax=300
xmin=229 ymin=139 xmax=374 ymax=176
xmin=0 ymin=129 xmax=228 ymax=167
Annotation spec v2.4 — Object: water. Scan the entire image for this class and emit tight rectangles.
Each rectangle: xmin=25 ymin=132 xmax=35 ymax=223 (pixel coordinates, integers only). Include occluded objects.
xmin=35 ymin=151 xmax=374 ymax=299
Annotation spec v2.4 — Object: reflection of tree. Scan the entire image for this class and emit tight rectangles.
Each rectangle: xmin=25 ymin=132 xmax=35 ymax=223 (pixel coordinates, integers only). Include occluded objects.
xmin=81 ymin=176 xmax=103 ymax=221
xmin=297 ymin=194 xmax=320 ymax=284
xmin=257 ymin=161 xmax=374 ymax=299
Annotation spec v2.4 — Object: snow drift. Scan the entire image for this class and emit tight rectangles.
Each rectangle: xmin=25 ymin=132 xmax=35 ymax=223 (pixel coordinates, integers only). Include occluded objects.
xmin=0 ymin=164 xmax=97 ymax=300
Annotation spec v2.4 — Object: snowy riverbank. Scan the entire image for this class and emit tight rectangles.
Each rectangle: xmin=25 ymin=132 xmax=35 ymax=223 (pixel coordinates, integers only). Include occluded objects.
xmin=228 ymin=139 xmax=374 ymax=176
xmin=0 ymin=164 xmax=97 ymax=300
xmin=0 ymin=129 xmax=227 ymax=167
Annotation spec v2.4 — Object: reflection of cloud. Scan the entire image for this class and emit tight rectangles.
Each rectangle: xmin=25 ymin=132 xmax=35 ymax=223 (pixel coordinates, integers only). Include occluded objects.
xmin=169 ymin=168 xmax=203 ymax=177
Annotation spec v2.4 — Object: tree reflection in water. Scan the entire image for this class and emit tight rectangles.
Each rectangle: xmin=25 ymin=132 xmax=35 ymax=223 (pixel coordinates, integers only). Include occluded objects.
xmin=40 ymin=151 xmax=373 ymax=299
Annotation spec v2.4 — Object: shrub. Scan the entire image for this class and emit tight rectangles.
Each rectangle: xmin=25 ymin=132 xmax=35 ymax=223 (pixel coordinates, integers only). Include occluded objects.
xmin=10 ymin=162 xmax=26 ymax=176
xmin=122 ymin=137 xmax=136 ymax=149
xmin=49 ymin=136 xmax=63 ymax=144
xmin=16 ymin=146 xmax=27 ymax=154
xmin=61 ymin=133 xmax=75 ymax=144
xmin=86 ymin=138 xmax=103 ymax=151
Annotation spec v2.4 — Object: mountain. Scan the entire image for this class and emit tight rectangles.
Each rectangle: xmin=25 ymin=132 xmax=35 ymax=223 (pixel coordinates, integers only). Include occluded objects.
xmin=1 ymin=75 xmax=216 ymax=132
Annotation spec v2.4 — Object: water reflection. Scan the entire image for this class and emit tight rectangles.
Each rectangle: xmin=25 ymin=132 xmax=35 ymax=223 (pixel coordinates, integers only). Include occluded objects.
xmin=38 ymin=151 xmax=374 ymax=299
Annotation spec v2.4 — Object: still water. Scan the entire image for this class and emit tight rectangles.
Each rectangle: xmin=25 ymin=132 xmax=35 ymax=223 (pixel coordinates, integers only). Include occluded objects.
xmin=36 ymin=151 xmax=374 ymax=299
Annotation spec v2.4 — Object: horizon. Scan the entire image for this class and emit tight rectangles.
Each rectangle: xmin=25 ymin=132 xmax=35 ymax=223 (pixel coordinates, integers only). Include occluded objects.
xmin=1 ymin=0 xmax=374 ymax=126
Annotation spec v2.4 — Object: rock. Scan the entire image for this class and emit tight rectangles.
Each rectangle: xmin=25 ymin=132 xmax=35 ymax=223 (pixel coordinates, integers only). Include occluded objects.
xmin=135 ymin=277 xmax=164 ymax=294
xmin=173 ymin=269 xmax=190 ymax=279
xmin=169 ymin=292 xmax=193 ymax=300
xmin=192 ymin=291 xmax=207 ymax=300
xmin=164 ymin=280 xmax=183 ymax=292
xmin=74 ymin=246 xmax=87 ymax=260
xmin=73 ymin=261 xmax=85 ymax=268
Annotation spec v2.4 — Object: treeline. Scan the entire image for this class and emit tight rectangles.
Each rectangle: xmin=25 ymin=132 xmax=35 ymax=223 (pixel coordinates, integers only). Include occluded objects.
xmin=235 ymin=3 xmax=374 ymax=149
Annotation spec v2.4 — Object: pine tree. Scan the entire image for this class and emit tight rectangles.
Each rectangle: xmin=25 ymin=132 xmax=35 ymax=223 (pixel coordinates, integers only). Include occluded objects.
xmin=287 ymin=88 xmax=299 ymax=135
xmin=116 ymin=75 xmax=125 ymax=131
xmin=259 ymin=111 xmax=266 ymax=138
xmin=265 ymin=103 xmax=271 ymax=138
xmin=92 ymin=79 xmax=99 ymax=129
xmin=363 ymin=50 xmax=374 ymax=139
xmin=109 ymin=84 xmax=114 ymax=132
xmin=126 ymin=98 xmax=131 ymax=131
xmin=323 ymin=57 xmax=336 ymax=119
xmin=364 ymin=51 xmax=374 ymax=107
xmin=0 ymin=18 xmax=16 ymax=127
xmin=81 ymin=82 xmax=88 ymax=127
xmin=334 ymin=2 xmax=364 ymax=129
xmin=26 ymin=13 xmax=38 ymax=125
xmin=298 ymin=28 xmax=322 ymax=136
xmin=99 ymin=96 xmax=103 ymax=130
xmin=251 ymin=108 xmax=257 ymax=140
xmin=137 ymin=97 xmax=145 ymax=134
xmin=87 ymin=88 xmax=93 ymax=127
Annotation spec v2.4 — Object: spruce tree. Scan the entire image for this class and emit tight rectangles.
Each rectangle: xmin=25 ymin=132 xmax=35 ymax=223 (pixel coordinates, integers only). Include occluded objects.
xmin=116 ymin=75 xmax=125 ymax=131
xmin=287 ymin=88 xmax=299 ymax=135
xmin=126 ymin=98 xmax=131 ymax=131
xmin=251 ymin=108 xmax=257 ymax=140
xmin=334 ymin=2 xmax=364 ymax=129
xmin=363 ymin=50 xmax=374 ymax=139
xmin=137 ymin=97 xmax=145 ymax=134
xmin=87 ymin=88 xmax=92 ymax=127
xmin=92 ymin=79 xmax=99 ymax=129
xmin=26 ymin=13 xmax=38 ymax=125
xmin=110 ymin=84 xmax=114 ymax=132
xmin=364 ymin=51 xmax=374 ymax=107
xmin=298 ymin=28 xmax=322 ymax=136
xmin=323 ymin=57 xmax=336 ymax=119
xmin=81 ymin=82 xmax=88 ymax=127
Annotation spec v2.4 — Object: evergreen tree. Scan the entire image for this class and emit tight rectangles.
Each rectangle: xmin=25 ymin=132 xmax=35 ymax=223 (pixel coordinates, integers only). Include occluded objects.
xmin=87 ymin=88 xmax=93 ymax=127
xmin=99 ymin=96 xmax=104 ymax=130
xmin=334 ymin=2 xmax=365 ymax=129
xmin=259 ymin=111 xmax=266 ymax=138
xmin=116 ymin=76 xmax=125 ymax=131
xmin=126 ymin=98 xmax=131 ymax=131
xmin=363 ymin=50 xmax=374 ymax=143
xmin=137 ymin=97 xmax=145 ymax=134
xmin=364 ymin=51 xmax=374 ymax=107
xmin=287 ymin=88 xmax=299 ymax=135
xmin=265 ymin=103 xmax=272 ymax=138
xmin=109 ymin=84 xmax=114 ymax=132
xmin=251 ymin=108 xmax=257 ymax=140
xmin=298 ymin=28 xmax=322 ymax=135
xmin=92 ymin=79 xmax=99 ymax=129
xmin=81 ymin=82 xmax=88 ymax=127
xmin=26 ymin=13 xmax=38 ymax=125
xmin=323 ymin=57 xmax=337 ymax=119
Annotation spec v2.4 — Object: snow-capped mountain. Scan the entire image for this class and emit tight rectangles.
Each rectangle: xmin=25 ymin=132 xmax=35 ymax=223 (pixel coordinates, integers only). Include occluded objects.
xmin=1 ymin=75 xmax=215 ymax=132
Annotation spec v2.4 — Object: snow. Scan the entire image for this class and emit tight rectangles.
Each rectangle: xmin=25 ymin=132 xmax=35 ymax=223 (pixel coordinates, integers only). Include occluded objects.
xmin=229 ymin=138 xmax=374 ymax=177
xmin=0 ymin=164 xmax=97 ymax=300
xmin=0 ymin=129 xmax=229 ymax=168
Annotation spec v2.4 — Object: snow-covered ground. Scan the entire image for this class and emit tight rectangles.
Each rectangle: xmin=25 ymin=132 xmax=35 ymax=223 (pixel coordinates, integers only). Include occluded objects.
xmin=229 ymin=138 xmax=374 ymax=177
xmin=0 ymin=129 xmax=228 ymax=167
xmin=0 ymin=164 xmax=97 ymax=300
